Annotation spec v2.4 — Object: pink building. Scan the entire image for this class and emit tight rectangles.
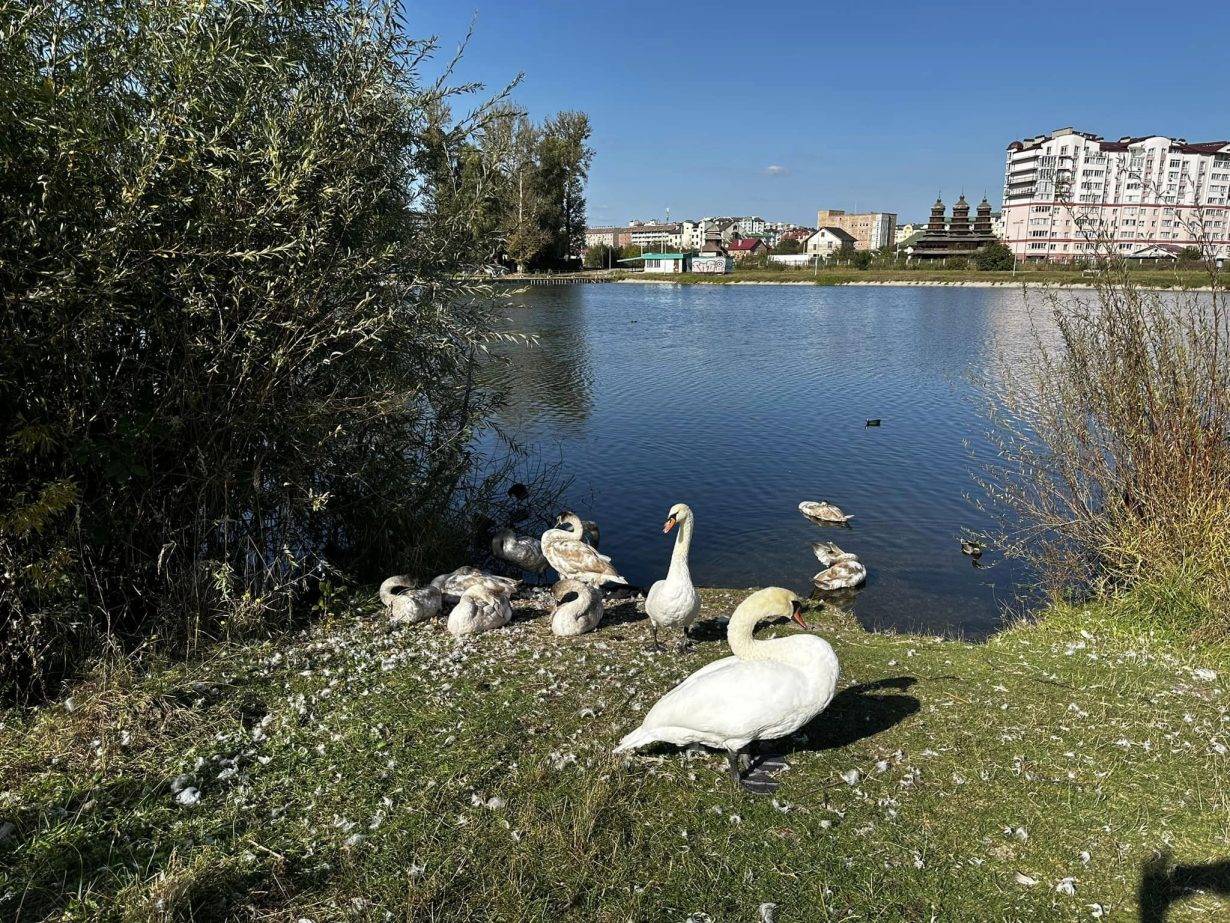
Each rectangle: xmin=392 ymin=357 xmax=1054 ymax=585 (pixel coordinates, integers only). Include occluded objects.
xmin=1003 ymin=127 xmax=1230 ymax=263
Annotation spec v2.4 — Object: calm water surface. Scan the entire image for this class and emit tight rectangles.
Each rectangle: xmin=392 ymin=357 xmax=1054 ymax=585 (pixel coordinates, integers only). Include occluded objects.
xmin=483 ymin=283 xmax=1045 ymax=638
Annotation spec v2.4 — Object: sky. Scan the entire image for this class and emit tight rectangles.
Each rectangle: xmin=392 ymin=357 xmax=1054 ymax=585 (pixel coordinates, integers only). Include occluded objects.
xmin=402 ymin=0 xmax=1230 ymax=226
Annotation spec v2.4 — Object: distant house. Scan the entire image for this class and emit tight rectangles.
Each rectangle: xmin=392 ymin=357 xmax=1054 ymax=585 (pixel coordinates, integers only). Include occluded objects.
xmin=726 ymin=237 xmax=769 ymax=260
xmin=1125 ymin=243 xmax=1187 ymax=261
xmin=776 ymin=226 xmax=815 ymax=249
xmin=620 ymin=251 xmax=689 ymax=273
xmin=804 ymin=226 xmax=857 ymax=257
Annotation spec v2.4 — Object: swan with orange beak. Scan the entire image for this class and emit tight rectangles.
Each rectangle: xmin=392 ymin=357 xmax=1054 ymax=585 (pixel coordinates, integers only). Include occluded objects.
xmin=644 ymin=502 xmax=701 ymax=652
xmin=616 ymin=587 xmax=839 ymax=786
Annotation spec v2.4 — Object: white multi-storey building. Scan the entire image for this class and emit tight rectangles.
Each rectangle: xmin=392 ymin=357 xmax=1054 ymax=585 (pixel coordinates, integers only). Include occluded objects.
xmin=1002 ymin=127 xmax=1230 ymax=262
xmin=732 ymin=216 xmax=766 ymax=237
xmin=626 ymin=221 xmax=682 ymax=250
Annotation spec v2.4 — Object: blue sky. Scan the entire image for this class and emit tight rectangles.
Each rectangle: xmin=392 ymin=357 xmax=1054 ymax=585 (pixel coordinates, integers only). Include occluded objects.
xmin=403 ymin=1 xmax=1230 ymax=226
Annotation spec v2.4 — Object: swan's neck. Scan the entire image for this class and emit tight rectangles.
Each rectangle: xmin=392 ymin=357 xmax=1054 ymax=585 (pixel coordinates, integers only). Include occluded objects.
xmin=666 ymin=517 xmax=694 ymax=581
xmin=727 ymin=613 xmax=769 ymax=661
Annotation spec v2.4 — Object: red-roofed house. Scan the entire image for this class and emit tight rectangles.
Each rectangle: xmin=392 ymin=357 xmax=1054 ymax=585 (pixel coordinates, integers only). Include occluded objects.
xmin=726 ymin=237 xmax=770 ymax=260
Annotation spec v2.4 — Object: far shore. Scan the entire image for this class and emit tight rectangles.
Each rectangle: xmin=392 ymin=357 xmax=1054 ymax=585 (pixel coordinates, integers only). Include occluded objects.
xmin=615 ymin=276 xmax=1114 ymax=290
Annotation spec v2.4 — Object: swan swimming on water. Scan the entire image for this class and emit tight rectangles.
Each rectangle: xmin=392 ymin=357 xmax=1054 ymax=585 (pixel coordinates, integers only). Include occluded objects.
xmin=812 ymin=552 xmax=867 ymax=591
xmin=799 ymin=501 xmax=854 ymax=525
xmin=614 ymin=587 xmax=840 ymax=784
xmin=644 ymin=502 xmax=701 ymax=651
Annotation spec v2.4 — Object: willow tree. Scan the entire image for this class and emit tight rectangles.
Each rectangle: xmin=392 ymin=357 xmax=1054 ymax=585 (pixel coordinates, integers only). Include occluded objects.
xmin=0 ymin=0 xmax=516 ymax=693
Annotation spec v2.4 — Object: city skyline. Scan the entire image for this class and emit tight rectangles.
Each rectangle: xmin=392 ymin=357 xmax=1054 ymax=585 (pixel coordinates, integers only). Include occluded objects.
xmin=405 ymin=0 xmax=1230 ymax=226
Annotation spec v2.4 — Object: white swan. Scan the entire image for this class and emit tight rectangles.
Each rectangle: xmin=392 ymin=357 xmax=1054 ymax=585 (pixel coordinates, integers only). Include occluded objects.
xmin=550 ymin=579 xmax=604 ymax=637
xmin=644 ymin=502 xmax=701 ymax=650
xmin=378 ymin=575 xmax=442 ymax=625
xmin=541 ymin=511 xmax=628 ymax=586
xmin=491 ymin=528 xmax=548 ymax=578
xmin=798 ymin=500 xmax=854 ymax=525
xmin=431 ymin=566 xmax=519 ymax=605
xmin=812 ymin=553 xmax=867 ymax=591
xmin=447 ymin=584 xmax=513 ymax=636
xmin=614 ymin=587 xmax=839 ymax=782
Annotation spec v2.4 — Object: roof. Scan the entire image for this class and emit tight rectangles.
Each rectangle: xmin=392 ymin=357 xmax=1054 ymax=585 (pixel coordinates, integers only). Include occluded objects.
xmin=1126 ymin=244 xmax=1187 ymax=259
xmin=726 ymin=238 xmax=765 ymax=251
xmin=811 ymin=226 xmax=857 ymax=242
xmin=617 ymin=252 xmax=686 ymax=262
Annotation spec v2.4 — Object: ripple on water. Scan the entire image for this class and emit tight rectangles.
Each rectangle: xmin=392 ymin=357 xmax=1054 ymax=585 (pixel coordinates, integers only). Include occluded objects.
xmin=484 ymin=284 xmax=1047 ymax=638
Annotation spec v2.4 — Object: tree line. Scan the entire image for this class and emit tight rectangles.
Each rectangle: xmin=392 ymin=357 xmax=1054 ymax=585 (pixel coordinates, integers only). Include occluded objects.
xmin=423 ymin=106 xmax=593 ymax=273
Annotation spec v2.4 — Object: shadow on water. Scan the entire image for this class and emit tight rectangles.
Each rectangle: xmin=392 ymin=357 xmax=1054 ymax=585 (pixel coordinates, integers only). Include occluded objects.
xmin=1138 ymin=851 xmax=1230 ymax=922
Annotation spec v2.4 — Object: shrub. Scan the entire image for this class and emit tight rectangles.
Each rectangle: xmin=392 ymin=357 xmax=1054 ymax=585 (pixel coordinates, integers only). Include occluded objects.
xmin=975 ymin=242 xmax=1015 ymax=271
xmin=982 ymin=257 xmax=1230 ymax=632
xmin=0 ymin=0 xmax=517 ymax=693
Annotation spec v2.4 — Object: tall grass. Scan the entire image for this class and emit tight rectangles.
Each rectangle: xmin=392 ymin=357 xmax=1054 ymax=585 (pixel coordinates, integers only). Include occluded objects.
xmin=983 ymin=255 xmax=1230 ymax=634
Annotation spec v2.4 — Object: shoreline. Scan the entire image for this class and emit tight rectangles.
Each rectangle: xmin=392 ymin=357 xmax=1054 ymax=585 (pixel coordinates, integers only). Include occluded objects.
xmin=613 ymin=276 xmax=1216 ymax=291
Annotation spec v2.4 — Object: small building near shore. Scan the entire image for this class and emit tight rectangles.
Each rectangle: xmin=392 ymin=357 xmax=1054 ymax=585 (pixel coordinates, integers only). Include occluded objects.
xmin=691 ymin=253 xmax=733 ymax=273
xmin=621 ymin=252 xmax=690 ymax=273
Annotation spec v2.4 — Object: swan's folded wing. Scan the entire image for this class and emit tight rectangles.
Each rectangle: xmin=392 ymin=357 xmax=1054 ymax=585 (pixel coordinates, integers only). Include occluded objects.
xmin=548 ymin=537 xmax=620 ymax=576
xmin=641 ymin=659 xmax=815 ymax=743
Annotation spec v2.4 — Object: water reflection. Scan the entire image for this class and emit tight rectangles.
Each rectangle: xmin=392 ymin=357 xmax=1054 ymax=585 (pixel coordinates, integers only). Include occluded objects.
xmin=481 ymin=283 xmax=1050 ymax=638
xmin=487 ymin=287 xmax=594 ymax=429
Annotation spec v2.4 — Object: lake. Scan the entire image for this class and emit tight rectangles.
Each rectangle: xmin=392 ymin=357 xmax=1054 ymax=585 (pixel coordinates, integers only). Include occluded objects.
xmin=483 ymin=282 xmax=1048 ymax=638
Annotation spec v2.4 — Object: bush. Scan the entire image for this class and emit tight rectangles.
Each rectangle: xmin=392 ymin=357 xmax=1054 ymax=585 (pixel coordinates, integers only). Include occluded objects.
xmin=0 ymin=0 xmax=515 ymax=694
xmin=975 ymin=242 xmax=1015 ymax=271
xmin=983 ymin=259 xmax=1230 ymax=632
xmin=583 ymin=244 xmax=619 ymax=269
xmin=850 ymin=250 xmax=874 ymax=270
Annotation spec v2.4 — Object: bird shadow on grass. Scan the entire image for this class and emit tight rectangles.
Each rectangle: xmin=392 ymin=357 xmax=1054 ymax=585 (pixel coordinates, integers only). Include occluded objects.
xmin=758 ymin=676 xmax=921 ymax=762
xmin=1138 ymin=851 xmax=1230 ymax=922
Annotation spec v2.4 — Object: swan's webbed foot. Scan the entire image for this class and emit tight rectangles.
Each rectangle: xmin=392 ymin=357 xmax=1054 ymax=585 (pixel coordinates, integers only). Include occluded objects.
xmin=676 ymin=635 xmax=695 ymax=653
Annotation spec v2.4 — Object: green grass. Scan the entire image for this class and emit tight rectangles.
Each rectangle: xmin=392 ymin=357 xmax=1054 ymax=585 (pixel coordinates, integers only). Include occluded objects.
xmin=2 ymin=587 xmax=1229 ymax=920
xmin=607 ymin=267 xmax=1222 ymax=289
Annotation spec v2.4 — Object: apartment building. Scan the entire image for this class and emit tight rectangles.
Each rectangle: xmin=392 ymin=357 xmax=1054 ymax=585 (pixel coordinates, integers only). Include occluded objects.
xmin=584 ymin=227 xmax=627 ymax=249
xmin=814 ymin=209 xmax=897 ymax=250
xmin=1002 ymin=127 xmax=1230 ymax=262
xmin=626 ymin=222 xmax=683 ymax=250
xmin=680 ymin=217 xmax=739 ymax=250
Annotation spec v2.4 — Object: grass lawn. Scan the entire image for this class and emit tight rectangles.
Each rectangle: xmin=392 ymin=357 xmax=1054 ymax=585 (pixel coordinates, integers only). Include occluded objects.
xmin=2 ymin=588 xmax=1228 ymax=921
